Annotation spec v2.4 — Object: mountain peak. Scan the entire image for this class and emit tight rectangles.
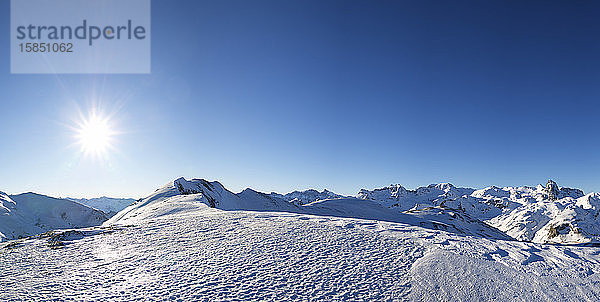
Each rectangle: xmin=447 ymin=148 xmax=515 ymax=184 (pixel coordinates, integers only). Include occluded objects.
xmin=434 ymin=183 xmax=456 ymax=191
xmin=541 ymin=179 xmax=584 ymax=201
xmin=545 ymin=180 xmax=560 ymax=201
xmin=267 ymin=188 xmax=345 ymax=205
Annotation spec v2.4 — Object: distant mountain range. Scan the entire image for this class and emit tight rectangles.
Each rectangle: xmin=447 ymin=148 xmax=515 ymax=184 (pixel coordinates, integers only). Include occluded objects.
xmin=67 ymin=197 xmax=137 ymax=216
xmin=2 ymin=178 xmax=599 ymax=244
xmin=0 ymin=192 xmax=107 ymax=241
xmin=357 ymin=180 xmax=600 ymax=244
xmin=269 ymin=189 xmax=346 ymax=205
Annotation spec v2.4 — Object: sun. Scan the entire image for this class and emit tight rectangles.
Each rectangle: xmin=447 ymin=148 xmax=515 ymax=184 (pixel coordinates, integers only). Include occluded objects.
xmin=76 ymin=114 xmax=114 ymax=156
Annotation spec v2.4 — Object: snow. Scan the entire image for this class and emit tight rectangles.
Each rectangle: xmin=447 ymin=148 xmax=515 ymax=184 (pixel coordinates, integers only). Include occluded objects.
xmin=4 ymin=177 xmax=600 ymax=300
xmin=109 ymin=178 xmax=301 ymax=224
xmin=108 ymin=179 xmax=507 ymax=239
xmin=357 ymin=183 xmax=475 ymax=210
xmin=0 ymin=192 xmax=107 ymax=242
xmin=3 ymin=188 xmax=600 ymax=301
xmin=269 ymin=189 xmax=346 ymax=205
xmin=359 ymin=180 xmax=600 ymax=244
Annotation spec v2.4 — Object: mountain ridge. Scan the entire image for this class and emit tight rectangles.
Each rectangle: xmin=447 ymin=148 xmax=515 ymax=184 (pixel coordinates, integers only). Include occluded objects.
xmin=3 ymin=178 xmax=599 ymax=245
xmin=106 ymin=177 xmax=514 ymax=240
xmin=357 ymin=179 xmax=600 ymax=244
xmin=108 ymin=177 xmax=600 ymax=244
xmin=0 ymin=192 xmax=107 ymax=241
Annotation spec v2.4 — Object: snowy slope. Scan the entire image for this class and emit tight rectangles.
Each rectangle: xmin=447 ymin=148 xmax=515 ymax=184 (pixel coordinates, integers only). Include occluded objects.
xmin=303 ymin=198 xmax=511 ymax=240
xmin=358 ymin=180 xmax=600 ymax=244
xmin=0 ymin=192 xmax=107 ymax=242
xmin=3 ymin=188 xmax=600 ymax=301
xmin=269 ymin=189 xmax=346 ymax=205
xmin=67 ymin=197 xmax=136 ymax=217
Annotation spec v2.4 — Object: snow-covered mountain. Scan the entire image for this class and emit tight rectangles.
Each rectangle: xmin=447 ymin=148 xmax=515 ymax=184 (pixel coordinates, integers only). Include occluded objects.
xmin=0 ymin=192 xmax=107 ymax=242
xmin=269 ymin=189 xmax=346 ymax=205
xmin=108 ymin=177 xmax=510 ymax=240
xmin=67 ymin=197 xmax=136 ymax=217
xmin=357 ymin=183 xmax=475 ymax=210
xmin=5 ymin=178 xmax=598 ymax=245
xmin=107 ymin=177 xmax=302 ymax=224
xmin=357 ymin=180 xmax=600 ymax=244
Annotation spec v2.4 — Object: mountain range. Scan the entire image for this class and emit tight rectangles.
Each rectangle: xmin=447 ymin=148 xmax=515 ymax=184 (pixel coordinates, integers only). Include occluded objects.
xmin=67 ymin=196 xmax=137 ymax=216
xmin=357 ymin=180 xmax=600 ymax=244
xmin=0 ymin=192 xmax=107 ymax=241
xmin=2 ymin=178 xmax=599 ymax=244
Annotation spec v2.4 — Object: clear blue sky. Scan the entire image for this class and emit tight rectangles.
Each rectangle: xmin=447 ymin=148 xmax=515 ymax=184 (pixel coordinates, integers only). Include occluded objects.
xmin=1 ymin=0 xmax=599 ymax=198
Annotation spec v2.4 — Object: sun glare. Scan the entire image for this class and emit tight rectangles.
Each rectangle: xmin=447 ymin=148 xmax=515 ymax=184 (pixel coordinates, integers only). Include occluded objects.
xmin=76 ymin=115 xmax=114 ymax=156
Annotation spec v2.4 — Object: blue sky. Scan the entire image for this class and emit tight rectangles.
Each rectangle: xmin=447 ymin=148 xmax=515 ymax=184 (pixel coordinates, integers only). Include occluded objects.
xmin=1 ymin=0 xmax=599 ymax=198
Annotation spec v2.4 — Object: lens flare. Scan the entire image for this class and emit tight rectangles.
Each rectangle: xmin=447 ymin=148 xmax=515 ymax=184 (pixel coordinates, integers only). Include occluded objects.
xmin=75 ymin=114 xmax=114 ymax=157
